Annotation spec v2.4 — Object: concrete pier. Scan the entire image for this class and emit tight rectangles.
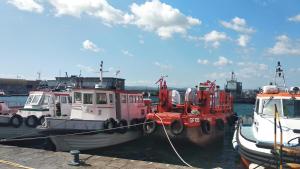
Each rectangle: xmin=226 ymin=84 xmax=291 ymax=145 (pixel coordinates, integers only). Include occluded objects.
xmin=0 ymin=145 xmax=190 ymax=169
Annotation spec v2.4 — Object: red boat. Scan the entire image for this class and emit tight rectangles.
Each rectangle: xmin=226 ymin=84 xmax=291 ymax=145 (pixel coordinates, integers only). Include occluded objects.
xmin=143 ymin=77 xmax=237 ymax=145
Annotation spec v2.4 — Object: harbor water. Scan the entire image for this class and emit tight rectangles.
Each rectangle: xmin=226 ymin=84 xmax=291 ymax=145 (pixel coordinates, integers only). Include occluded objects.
xmin=1 ymin=96 xmax=254 ymax=168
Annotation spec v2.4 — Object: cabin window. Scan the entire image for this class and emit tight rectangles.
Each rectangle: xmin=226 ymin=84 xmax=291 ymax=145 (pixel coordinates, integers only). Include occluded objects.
xmin=68 ymin=96 xmax=72 ymax=104
xmin=43 ymin=96 xmax=50 ymax=105
xmin=26 ymin=95 xmax=34 ymax=105
xmin=96 ymin=93 xmax=107 ymax=104
xmin=121 ymin=95 xmax=127 ymax=103
xmin=262 ymin=99 xmax=282 ymax=116
xmin=255 ymin=99 xmax=259 ymax=113
xmin=109 ymin=94 xmax=114 ymax=104
xmin=74 ymin=92 xmax=82 ymax=103
xmin=138 ymin=96 xmax=143 ymax=103
xmin=129 ymin=96 xmax=133 ymax=103
xmin=61 ymin=96 xmax=67 ymax=104
xmin=31 ymin=95 xmax=42 ymax=104
xmin=134 ymin=96 xmax=137 ymax=103
xmin=83 ymin=93 xmax=93 ymax=104
xmin=282 ymin=99 xmax=300 ymax=118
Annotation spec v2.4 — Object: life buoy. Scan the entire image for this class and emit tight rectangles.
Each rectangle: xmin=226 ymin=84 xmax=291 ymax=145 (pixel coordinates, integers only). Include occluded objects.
xmin=170 ymin=119 xmax=184 ymax=135
xmin=201 ymin=120 xmax=211 ymax=134
xmin=38 ymin=115 xmax=45 ymax=125
xmin=25 ymin=115 xmax=39 ymax=128
xmin=216 ymin=119 xmax=224 ymax=131
xmin=117 ymin=119 xmax=128 ymax=134
xmin=9 ymin=114 xmax=23 ymax=128
xmin=130 ymin=118 xmax=139 ymax=131
xmin=104 ymin=118 xmax=117 ymax=134
xmin=143 ymin=119 xmax=156 ymax=134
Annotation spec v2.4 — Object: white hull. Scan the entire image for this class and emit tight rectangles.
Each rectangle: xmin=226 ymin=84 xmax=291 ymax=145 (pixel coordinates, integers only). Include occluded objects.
xmin=50 ymin=131 xmax=142 ymax=151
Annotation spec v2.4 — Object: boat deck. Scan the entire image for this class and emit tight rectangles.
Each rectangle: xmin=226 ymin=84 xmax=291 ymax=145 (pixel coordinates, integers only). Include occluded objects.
xmin=0 ymin=144 xmax=190 ymax=169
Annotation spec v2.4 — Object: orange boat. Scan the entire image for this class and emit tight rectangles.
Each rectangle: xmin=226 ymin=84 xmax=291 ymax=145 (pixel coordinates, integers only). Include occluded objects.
xmin=143 ymin=76 xmax=237 ymax=145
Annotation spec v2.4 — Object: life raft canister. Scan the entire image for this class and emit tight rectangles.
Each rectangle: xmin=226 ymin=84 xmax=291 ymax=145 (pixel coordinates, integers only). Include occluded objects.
xmin=25 ymin=115 xmax=39 ymax=128
xmin=117 ymin=119 xmax=128 ymax=134
xmin=215 ymin=119 xmax=225 ymax=131
xmin=170 ymin=119 xmax=184 ymax=135
xmin=9 ymin=114 xmax=23 ymax=128
xmin=200 ymin=120 xmax=211 ymax=134
xmin=143 ymin=119 xmax=156 ymax=134
xmin=104 ymin=118 xmax=117 ymax=134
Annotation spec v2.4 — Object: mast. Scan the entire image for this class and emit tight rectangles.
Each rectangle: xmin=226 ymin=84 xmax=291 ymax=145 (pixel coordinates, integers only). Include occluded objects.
xmin=274 ymin=61 xmax=286 ymax=89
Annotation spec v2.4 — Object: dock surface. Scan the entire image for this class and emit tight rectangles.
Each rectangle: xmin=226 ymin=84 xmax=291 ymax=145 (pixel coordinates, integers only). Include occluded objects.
xmin=0 ymin=145 xmax=190 ymax=169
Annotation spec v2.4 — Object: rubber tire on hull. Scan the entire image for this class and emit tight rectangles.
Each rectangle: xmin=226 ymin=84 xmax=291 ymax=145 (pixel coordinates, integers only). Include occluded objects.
xmin=9 ymin=114 xmax=23 ymax=128
xmin=170 ymin=119 xmax=184 ymax=135
xmin=25 ymin=115 xmax=39 ymax=128
xmin=143 ymin=119 xmax=157 ymax=135
xmin=201 ymin=120 xmax=211 ymax=134
xmin=216 ymin=119 xmax=224 ymax=131
xmin=130 ymin=118 xmax=139 ymax=131
xmin=104 ymin=118 xmax=117 ymax=134
xmin=117 ymin=119 xmax=128 ymax=134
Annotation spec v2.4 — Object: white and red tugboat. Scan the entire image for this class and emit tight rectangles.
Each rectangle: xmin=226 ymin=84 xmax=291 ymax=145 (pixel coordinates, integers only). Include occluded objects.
xmin=143 ymin=76 xmax=236 ymax=145
xmin=232 ymin=62 xmax=300 ymax=169
xmin=39 ymin=61 xmax=149 ymax=151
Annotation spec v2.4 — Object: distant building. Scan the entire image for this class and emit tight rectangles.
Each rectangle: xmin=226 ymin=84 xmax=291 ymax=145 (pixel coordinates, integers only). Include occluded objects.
xmin=0 ymin=78 xmax=40 ymax=95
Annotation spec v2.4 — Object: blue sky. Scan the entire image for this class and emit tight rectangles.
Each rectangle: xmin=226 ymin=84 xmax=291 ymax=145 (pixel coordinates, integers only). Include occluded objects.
xmin=1 ymin=0 xmax=300 ymax=89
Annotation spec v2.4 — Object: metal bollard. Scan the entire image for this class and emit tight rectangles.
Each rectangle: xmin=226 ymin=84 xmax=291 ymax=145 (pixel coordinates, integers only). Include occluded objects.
xmin=69 ymin=150 xmax=81 ymax=166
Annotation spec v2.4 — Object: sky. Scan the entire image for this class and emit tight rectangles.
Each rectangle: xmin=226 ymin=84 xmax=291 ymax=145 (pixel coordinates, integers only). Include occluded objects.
xmin=1 ymin=0 xmax=300 ymax=89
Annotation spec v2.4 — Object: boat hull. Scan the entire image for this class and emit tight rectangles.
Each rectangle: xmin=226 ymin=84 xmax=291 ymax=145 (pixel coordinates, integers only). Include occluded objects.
xmin=49 ymin=130 xmax=142 ymax=151
xmin=233 ymin=124 xmax=300 ymax=169
xmin=150 ymin=124 xmax=227 ymax=146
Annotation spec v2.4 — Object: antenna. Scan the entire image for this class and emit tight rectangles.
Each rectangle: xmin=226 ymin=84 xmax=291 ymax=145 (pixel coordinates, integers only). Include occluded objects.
xmin=37 ymin=72 xmax=41 ymax=80
xmin=95 ymin=61 xmax=109 ymax=88
xmin=155 ymin=75 xmax=168 ymax=84
xmin=274 ymin=61 xmax=286 ymax=89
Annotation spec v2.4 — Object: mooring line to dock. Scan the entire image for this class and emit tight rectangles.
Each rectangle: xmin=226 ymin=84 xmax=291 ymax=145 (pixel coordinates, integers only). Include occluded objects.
xmin=0 ymin=159 xmax=34 ymax=169
xmin=0 ymin=121 xmax=152 ymax=143
xmin=154 ymin=114 xmax=194 ymax=168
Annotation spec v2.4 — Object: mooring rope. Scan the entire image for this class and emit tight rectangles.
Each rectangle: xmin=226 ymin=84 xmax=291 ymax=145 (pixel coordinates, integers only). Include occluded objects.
xmin=0 ymin=121 xmax=151 ymax=142
xmin=154 ymin=114 xmax=194 ymax=168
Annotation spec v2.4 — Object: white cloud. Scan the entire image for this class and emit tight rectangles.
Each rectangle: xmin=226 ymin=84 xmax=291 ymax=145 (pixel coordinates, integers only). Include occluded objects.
xmin=76 ymin=64 xmax=95 ymax=73
xmin=154 ymin=62 xmax=172 ymax=70
xmin=49 ymin=0 xmax=132 ymax=25
xmin=8 ymin=0 xmax=43 ymax=13
xmin=82 ymin=40 xmax=102 ymax=52
xmin=213 ymin=56 xmax=233 ymax=66
xmin=202 ymin=30 xmax=228 ymax=48
xmin=197 ymin=59 xmax=209 ymax=65
xmin=206 ymin=72 xmax=230 ymax=79
xmin=288 ymin=14 xmax=300 ymax=22
xmin=267 ymin=35 xmax=300 ymax=56
xmin=220 ymin=17 xmax=255 ymax=34
xmin=130 ymin=0 xmax=201 ymax=39
xmin=236 ymin=62 xmax=268 ymax=78
xmin=237 ymin=34 xmax=250 ymax=47
xmin=122 ymin=50 xmax=134 ymax=57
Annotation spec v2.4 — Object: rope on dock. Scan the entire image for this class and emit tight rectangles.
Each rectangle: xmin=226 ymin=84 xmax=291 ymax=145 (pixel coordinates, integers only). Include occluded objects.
xmin=154 ymin=114 xmax=194 ymax=168
xmin=0 ymin=159 xmax=34 ymax=169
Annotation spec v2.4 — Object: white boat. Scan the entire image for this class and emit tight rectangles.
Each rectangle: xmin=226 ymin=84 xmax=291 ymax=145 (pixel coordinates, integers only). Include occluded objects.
xmin=233 ymin=62 xmax=300 ymax=168
xmin=39 ymin=62 xmax=148 ymax=151
xmin=0 ymin=90 xmax=5 ymax=96
xmin=0 ymin=90 xmax=71 ymax=140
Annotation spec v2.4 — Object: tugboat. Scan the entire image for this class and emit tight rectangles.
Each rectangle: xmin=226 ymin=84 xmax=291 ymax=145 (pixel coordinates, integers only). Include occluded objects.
xmin=38 ymin=61 xmax=149 ymax=151
xmin=143 ymin=76 xmax=236 ymax=145
xmin=0 ymin=90 xmax=71 ymax=140
xmin=232 ymin=62 xmax=300 ymax=169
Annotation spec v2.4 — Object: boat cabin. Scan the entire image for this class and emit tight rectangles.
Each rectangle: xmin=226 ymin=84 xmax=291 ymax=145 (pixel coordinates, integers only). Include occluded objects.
xmin=18 ymin=91 xmax=72 ymax=118
xmin=70 ymin=89 xmax=146 ymax=122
